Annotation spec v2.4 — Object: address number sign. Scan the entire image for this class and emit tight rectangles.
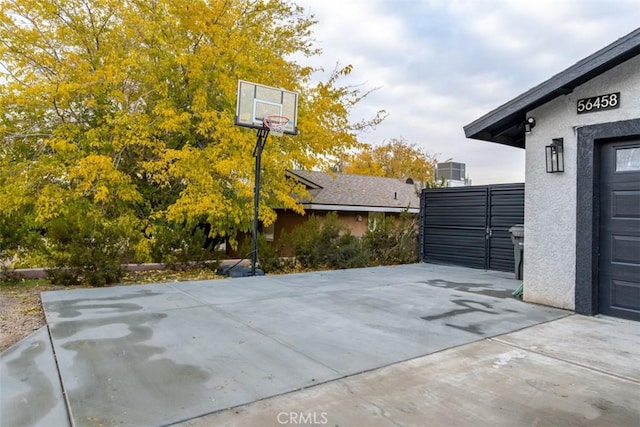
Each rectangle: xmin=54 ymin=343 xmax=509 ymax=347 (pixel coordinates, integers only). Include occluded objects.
xmin=577 ymin=92 xmax=620 ymax=114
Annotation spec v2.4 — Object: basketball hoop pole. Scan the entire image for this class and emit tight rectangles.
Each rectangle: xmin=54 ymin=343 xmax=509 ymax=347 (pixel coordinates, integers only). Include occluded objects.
xmin=251 ymin=126 xmax=270 ymax=276
xmin=236 ymin=80 xmax=297 ymax=276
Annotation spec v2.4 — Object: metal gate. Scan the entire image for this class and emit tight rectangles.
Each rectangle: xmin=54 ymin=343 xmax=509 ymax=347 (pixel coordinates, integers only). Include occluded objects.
xmin=419 ymin=183 xmax=524 ymax=272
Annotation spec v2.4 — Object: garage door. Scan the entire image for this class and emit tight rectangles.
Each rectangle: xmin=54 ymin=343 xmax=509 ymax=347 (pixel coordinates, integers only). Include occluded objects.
xmin=599 ymin=140 xmax=640 ymax=320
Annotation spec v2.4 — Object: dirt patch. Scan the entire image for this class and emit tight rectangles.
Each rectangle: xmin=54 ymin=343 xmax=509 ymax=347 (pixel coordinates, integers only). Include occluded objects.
xmin=0 ymin=283 xmax=66 ymax=352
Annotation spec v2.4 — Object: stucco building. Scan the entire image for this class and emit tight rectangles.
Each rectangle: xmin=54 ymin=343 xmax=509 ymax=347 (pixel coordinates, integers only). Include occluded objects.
xmin=464 ymin=29 xmax=639 ymax=321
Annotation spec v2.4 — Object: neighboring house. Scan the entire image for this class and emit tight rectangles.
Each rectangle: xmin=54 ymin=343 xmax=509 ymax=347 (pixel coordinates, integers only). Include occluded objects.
xmin=260 ymin=170 xmax=419 ymax=253
xmin=464 ymin=29 xmax=640 ymax=321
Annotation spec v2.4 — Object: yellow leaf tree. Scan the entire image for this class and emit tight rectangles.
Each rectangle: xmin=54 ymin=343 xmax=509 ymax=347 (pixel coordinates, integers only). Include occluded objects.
xmin=0 ymin=0 xmax=384 ymax=280
xmin=341 ymin=138 xmax=441 ymax=189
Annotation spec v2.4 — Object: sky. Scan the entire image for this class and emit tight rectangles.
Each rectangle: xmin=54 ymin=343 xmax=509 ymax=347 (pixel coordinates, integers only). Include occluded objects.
xmin=295 ymin=0 xmax=639 ymax=184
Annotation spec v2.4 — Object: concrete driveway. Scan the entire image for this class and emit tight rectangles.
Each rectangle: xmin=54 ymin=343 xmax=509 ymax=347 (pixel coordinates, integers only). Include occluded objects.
xmin=2 ymin=263 xmax=638 ymax=426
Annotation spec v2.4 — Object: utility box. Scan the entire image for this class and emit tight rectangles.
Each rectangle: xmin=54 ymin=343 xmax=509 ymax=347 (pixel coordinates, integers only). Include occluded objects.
xmin=509 ymin=224 xmax=525 ymax=280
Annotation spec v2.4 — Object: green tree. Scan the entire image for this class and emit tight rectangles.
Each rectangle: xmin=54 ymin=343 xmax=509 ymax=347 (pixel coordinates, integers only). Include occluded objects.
xmin=341 ymin=138 xmax=441 ymax=188
xmin=0 ymin=0 xmax=384 ymax=281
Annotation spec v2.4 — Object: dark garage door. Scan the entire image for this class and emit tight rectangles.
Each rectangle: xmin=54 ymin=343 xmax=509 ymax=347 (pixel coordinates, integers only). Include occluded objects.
xmin=420 ymin=183 xmax=524 ymax=272
xmin=599 ymin=140 xmax=640 ymax=321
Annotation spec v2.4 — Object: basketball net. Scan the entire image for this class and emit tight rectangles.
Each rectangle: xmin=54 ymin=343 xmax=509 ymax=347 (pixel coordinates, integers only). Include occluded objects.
xmin=263 ymin=115 xmax=289 ymax=137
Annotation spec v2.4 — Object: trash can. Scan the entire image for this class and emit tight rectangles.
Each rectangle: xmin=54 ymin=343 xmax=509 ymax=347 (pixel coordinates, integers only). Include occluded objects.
xmin=508 ymin=224 xmax=524 ymax=280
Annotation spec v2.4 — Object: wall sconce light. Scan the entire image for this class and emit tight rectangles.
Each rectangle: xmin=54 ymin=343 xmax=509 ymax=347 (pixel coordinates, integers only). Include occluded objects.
xmin=524 ymin=117 xmax=536 ymax=133
xmin=546 ymin=138 xmax=564 ymax=173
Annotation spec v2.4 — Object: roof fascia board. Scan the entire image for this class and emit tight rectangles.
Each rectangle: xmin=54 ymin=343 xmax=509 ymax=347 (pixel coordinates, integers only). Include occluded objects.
xmin=301 ymin=203 xmax=419 ymax=214
xmin=285 ymin=170 xmax=322 ymax=189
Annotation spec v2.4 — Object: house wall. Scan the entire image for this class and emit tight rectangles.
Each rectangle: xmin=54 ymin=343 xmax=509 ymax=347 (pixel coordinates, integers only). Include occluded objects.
xmin=276 ymin=210 xmax=369 ymax=238
xmin=523 ymin=55 xmax=640 ymax=309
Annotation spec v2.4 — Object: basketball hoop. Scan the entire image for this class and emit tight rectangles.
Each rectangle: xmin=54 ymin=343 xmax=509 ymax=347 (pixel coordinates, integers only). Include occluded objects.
xmin=263 ymin=115 xmax=289 ymax=137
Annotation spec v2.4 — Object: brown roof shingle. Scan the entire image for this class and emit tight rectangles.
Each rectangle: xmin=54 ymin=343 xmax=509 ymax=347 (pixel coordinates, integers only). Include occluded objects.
xmin=288 ymin=170 xmax=420 ymax=211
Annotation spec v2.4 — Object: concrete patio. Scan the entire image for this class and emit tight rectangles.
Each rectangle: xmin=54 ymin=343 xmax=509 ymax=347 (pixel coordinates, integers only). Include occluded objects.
xmin=2 ymin=263 xmax=638 ymax=426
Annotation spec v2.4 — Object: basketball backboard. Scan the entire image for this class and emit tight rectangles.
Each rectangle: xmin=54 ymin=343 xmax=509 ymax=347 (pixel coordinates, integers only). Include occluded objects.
xmin=235 ymin=80 xmax=299 ymax=135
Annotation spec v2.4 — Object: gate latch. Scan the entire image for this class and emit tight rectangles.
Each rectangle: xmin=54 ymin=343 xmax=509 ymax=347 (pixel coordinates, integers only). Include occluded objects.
xmin=486 ymin=227 xmax=492 ymax=239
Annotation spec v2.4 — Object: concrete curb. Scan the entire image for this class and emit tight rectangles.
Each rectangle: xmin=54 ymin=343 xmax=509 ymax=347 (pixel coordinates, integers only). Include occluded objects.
xmin=0 ymin=259 xmax=250 ymax=280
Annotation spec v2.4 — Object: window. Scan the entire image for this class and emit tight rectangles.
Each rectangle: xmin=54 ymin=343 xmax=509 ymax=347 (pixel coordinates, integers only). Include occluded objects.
xmin=616 ymin=147 xmax=640 ymax=172
xmin=368 ymin=213 xmax=385 ymax=232
xmin=263 ymin=223 xmax=275 ymax=242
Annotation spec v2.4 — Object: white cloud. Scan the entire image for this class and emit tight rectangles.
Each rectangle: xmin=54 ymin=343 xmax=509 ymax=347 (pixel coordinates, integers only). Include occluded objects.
xmin=297 ymin=0 xmax=640 ymax=184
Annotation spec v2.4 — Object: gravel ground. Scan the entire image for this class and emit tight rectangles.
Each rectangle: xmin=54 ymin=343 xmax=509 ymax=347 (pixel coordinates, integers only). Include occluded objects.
xmin=0 ymin=284 xmax=55 ymax=352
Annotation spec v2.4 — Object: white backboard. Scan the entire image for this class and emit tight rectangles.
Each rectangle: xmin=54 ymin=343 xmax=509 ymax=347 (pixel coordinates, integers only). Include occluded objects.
xmin=235 ymin=80 xmax=298 ymax=135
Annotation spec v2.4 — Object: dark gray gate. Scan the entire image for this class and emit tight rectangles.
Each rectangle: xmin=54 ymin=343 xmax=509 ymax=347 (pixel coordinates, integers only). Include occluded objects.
xmin=419 ymin=183 xmax=524 ymax=272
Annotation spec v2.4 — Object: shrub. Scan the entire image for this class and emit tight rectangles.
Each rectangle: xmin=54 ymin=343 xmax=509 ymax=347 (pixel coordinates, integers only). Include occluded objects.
xmin=41 ymin=200 xmax=143 ymax=286
xmin=288 ymin=212 xmax=367 ymax=269
xmin=362 ymin=212 xmax=418 ymax=265
xmin=255 ymin=233 xmax=285 ymax=273
xmin=0 ymin=209 xmax=44 ymax=269
xmin=233 ymin=232 xmax=288 ymax=274
xmin=149 ymin=221 xmax=221 ymax=271
xmin=45 ymin=238 xmax=126 ymax=286
xmin=331 ymin=233 xmax=368 ymax=269
xmin=288 ymin=215 xmax=322 ymax=267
